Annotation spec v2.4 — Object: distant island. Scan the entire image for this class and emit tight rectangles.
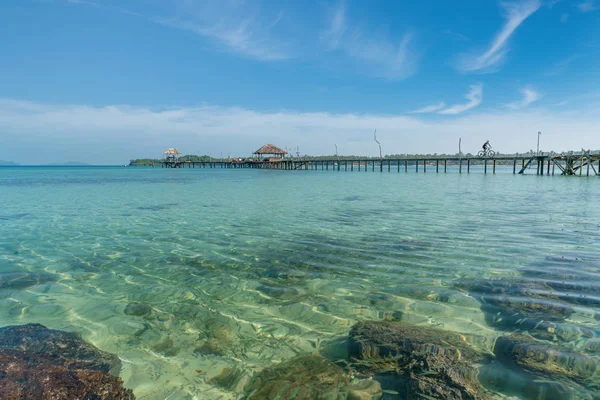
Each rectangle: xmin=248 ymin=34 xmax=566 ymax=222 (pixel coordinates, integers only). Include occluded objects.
xmin=0 ymin=160 xmax=19 ymax=166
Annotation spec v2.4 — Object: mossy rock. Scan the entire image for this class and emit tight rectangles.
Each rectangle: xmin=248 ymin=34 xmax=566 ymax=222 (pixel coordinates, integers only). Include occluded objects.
xmin=245 ymin=354 xmax=348 ymax=400
xmin=0 ymin=324 xmax=134 ymax=399
xmin=494 ymin=334 xmax=600 ymax=387
xmin=348 ymin=321 xmax=490 ymax=400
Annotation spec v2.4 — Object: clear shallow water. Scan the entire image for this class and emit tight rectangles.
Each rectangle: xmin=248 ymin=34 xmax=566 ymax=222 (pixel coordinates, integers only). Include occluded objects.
xmin=1 ymin=166 xmax=599 ymax=399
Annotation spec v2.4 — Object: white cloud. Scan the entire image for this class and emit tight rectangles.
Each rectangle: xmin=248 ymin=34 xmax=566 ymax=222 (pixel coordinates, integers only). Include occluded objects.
xmin=438 ymin=85 xmax=483 ymax=115
xmin=322 ymin=3 xmax=418 ymax=80
xmin=507 ymin=86 xmax=543 ymax=109
xmin=456 ymin=0 xmax=540 ymax=73
xmin=577 ymin=1 xmax=599 ymax=12
xmin=409 ymin=102 xmax=446 ymax=114
xmin=6 ymin=96 xmax=597 ymax=164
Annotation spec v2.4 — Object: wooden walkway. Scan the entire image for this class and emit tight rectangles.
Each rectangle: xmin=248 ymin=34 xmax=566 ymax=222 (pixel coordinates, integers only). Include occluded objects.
xmin=159 ymin=153 xmax=600 ymax=176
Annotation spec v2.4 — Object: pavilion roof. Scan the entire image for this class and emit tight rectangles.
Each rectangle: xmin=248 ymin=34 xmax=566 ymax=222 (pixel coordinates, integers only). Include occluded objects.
xmin=164 ymin=148 xmax=182 ymax=155
xmin=253 ymin=144 xmax=287 ymax=155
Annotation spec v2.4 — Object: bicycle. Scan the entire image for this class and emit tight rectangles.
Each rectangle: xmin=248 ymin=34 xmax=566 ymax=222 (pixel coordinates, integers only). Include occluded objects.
xmin=477 ymin=148 xmax=495 ymax=158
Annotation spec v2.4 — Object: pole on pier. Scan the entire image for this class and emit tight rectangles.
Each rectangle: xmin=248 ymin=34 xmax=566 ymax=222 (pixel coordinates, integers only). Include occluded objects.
xmin=416 ymin=160 xmax=419 ymax=172
xmin=436 ymin=160 xmax=439 ymax=173
xmin=387 ymin=159 xmax=390 ymax=172
xmin=547 ymin=159 xmax=551 ymax=175
xmin=444 ymin=160 xmax=447 ymax=173
xmin=467 ymin=159 xmax=470 ymax=173
xmin=513 ymin=159 xmax=517 ymax=174
xmin=397 ymin=160 xmax=400 ymax=172
xmin=493 ymin=159 xmax=496 ymax=174
xmin=484 ymin=159 xmax=487 ymax=174
xmin=424 ymin=160 xmax=427 ymax=173
xmin=405 ymin=160 xmax=408 ymax=172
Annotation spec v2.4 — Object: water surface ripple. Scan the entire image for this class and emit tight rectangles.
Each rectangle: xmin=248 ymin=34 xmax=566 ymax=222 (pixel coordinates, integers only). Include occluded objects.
xmin=0 ymin=167 xmax=599 ymax=399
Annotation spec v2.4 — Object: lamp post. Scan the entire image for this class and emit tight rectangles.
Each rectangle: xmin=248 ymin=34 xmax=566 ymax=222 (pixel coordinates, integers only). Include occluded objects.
xmin=537 ymin=131 xmax=541 ymax=155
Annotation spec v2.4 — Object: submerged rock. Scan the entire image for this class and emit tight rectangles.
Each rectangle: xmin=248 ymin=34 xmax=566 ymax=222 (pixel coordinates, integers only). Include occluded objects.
xmin=493 ymin=334 xmax=600 ymax=387
xmin=348 ymin=321 xmax=489 ymax=400
xmin=0 ymin=323 xmax=134 ymax=399
xmin=0 ymin=271 xmax=57 ymax=290
xmin=124 ymin=302 xmax=153 ymax=317
xmin=244 ymin=354 xmax=348 ymax=399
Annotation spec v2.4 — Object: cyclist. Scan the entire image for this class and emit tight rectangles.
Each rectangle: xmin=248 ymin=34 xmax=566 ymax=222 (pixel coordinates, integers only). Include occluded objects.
xmin=482 ymin=140 xmax=491 ymax=152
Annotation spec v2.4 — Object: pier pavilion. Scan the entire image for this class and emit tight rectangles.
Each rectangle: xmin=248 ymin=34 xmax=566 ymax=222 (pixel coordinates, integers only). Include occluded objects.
xmin=253 ymin=144 xmax=287 ymax=161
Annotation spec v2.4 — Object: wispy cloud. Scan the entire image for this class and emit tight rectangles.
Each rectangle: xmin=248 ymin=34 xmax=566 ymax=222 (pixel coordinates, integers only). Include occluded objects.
xmin=67 ymin=0 xmax=291 ymax=61
xmin=322 ymin=3 xmax=418 ymax=80
xmin=153 ymin=15 xmax=289 ymax=61
xmin=442 ymin=30 xmax=469 ymax=41
xmin=507 ymin=86 xmax=543 ymax=109
xmin=560 ymin=13 xmax=569 ymax=23
xmin=323 ymin=2 xmax=345 ymax=49
xmin=545 ymin=54 xmax=578 ymax=76
xmin=577 ymin=1 xmax=599 ymax=12
xmin=409 ymin=102 xmax=446 ymax=114
xmin=456 ymin=0 xmax=540 ymax=73
xmin=438 ymin=84 xmax=483 ymax=115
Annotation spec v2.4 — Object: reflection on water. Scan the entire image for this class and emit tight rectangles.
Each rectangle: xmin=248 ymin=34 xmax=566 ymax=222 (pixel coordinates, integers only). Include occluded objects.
xmin=0 ymin=167 xmax=599 ymax=399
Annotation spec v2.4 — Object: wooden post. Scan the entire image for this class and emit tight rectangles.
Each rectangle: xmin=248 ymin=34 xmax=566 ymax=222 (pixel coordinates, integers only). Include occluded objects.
xmin=358 ymin=160 xmax=361 ymax=172
xmin=493 ymin=159 xmax=496 ymax=174
xmin=444 ymin=160 xmax=447 ymax=173
xmin=586 ymin=157 xmax=591 ymax=176
xmin=552 ymin=161 xmax=555 ymax=176
xmin=372 ymin=160 xmax=375 ymax=172
xmin=388 ymin=159 xmax=390 ymax=172
xmin=467 ymin=159 xmax=470 ymax=173
xmin=416 ymin=160 xmax=419 ymax=172
xmin=436 ymin=160 xmax=439 ymax=173
xmin=397 ymin=160 xmax=400 ymax=172
xmin=405 ymin=160 xmax=408 ymax=172
xmin=424 ymin=160 xmax=427 ymax=173
xmin=459 ymin=159 xmax=462 ymax=174
xmin=484 ymin=159 xmax=487 ymax=174
xmin=513 ymin=159 xmax=517 ymax=174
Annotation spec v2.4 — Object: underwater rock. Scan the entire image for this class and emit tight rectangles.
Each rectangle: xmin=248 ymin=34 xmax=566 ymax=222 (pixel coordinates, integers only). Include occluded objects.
xmin=348 ymin=321 xmax=489 ymax=400
xmin=244 ymin=354 xmax=348 ymax=399
xmin=257 ymin=283 xmax=307 ymax=301
xmin=194 ymin=316 xmax=240 ymax=356
xmin=494 ymin=334 xmax=600 ymax=387
xmin=0 ymin=324 xmax=134 ymax=399
xmin=0 ymin=271 xmax=57 ymax=290
xmin=342 ymin=379 xmax=382 ymax=400
xmin=209 ymin=366 xmax=252 ymax=393
xmin=124 ymin=302 xmax=153 ymax=317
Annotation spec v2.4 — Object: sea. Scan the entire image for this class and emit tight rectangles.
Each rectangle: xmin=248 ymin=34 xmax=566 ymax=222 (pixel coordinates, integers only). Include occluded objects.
xmin=1 ymin=165 xmax=599 ymax=399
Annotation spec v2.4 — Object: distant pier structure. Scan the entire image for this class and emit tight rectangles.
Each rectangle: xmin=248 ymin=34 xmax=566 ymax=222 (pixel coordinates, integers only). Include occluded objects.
xmin=159 ymin=147 xmax=600 ymax=176
xmin=163 ymin=148 xmax=182 ymax=168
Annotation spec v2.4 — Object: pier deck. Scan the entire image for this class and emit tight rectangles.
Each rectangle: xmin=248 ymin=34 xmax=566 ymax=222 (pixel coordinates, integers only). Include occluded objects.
xmin=159 ymin=153 xmax=600 ymax=176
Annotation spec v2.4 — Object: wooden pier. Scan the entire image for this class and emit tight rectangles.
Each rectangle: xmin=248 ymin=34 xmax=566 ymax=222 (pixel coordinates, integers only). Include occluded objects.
xmin=158 ymin=152 xmax=600 ymax=176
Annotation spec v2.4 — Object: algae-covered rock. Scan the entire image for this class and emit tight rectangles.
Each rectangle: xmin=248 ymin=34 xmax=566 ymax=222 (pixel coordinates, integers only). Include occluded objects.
xmin=124 ymin=302 xmax=153 ymax=317
xmin=245 ymin=354 xmax=348 ymax=399
xmin=0 ymin=324 xmax=134 ymax=399
xmin=0 ymin=271 xmax=57 ymax=290
xmin=0 ymin=323 xmax=122 ymax=375
xmin=348 ymin=321 xmax=489 ymax=400
xmin=494 ymin=334 xmax=600 ymax=387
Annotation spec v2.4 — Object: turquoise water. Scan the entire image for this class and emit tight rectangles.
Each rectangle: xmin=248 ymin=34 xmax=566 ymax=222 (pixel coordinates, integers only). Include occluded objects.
xmin=1 ymin=166 xmax=599 ymax=399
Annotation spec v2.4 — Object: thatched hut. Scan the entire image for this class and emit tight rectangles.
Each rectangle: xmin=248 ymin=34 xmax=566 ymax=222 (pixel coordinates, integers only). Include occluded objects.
xmin=164 ymin=148 xmax=182 ymax=162
xmin=253 ymin=144 xmax=287 ymax=161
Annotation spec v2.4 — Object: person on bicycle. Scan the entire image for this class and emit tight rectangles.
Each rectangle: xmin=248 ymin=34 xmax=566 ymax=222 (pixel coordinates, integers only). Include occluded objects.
xmin=482 ymin=140 xmax=491 ymax=152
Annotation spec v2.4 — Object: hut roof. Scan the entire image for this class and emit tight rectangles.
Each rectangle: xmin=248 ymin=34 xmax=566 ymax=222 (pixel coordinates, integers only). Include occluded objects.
xmin=164 ymin=148 xmax=182 ymax=155
xmin=253 ymin=144 xmax=287 ymax=155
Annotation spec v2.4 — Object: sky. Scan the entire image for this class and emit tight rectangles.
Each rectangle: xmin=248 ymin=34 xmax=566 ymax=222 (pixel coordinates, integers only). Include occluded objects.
xmin=1 ymin=0 xmax=599 ymax=164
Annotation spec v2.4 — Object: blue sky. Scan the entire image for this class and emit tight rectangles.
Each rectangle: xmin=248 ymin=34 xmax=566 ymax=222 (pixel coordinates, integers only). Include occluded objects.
xmin=1 ymin=0 xmax=599 ymax=164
